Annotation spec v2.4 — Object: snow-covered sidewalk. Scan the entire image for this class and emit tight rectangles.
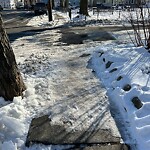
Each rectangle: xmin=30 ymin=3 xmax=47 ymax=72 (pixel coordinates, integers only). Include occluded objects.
xmin=89 ymin=42 xmax=150 ymax=150
xmin=0 ymin=28 xmax=122 ymax=150
xmin=0 ymin=8 xmax=150 ymax=150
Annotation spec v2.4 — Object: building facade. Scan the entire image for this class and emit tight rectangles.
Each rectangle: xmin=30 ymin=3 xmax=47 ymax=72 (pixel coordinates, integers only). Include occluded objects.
xmin=0 ymin=0 xmax=47 ymax=9
xmin=0 ymin=0 xmax=16 ymax=8
xmin=24 ymin=0 xmax=47 ymax=7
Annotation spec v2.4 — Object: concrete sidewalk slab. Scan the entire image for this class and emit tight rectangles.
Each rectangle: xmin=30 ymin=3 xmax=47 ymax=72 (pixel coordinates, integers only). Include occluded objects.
xmin=26 ymin=115 xmax=129 ymax=149
xmin=26 ymin=115 xmax=122 ymax=146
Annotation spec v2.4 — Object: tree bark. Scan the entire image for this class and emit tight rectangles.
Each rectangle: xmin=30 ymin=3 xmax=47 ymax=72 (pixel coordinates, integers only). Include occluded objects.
xmin=93 ymin=0 xmax=97 ymax=7
xmin=80 ymin=0 xmax=89 ymax=16
xmin=48 ymin=0 xmax=53 ymax=22
xmin=89 ymin=0 xmax=93 ymax=7
xmin=52 ymin=0 xmax=55 ymax=9
xmin=0 ymin=15 xmax=26 ymax=101
xmin=60 ymin=0 xmax=69 ymax=11
xmin=64 ymin=0 xmax=69 ymax=10
xmin=60 ymin=0 xmax=64 ymax=8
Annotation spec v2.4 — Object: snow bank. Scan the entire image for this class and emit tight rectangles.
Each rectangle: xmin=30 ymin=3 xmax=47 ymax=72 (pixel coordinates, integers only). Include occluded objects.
xmin=90 ymin=45 xmax=150 ymax=150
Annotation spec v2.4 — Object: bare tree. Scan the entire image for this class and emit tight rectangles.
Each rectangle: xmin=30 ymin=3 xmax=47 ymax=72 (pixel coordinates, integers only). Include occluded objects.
xmin=52 ymin=0 xmax=55 ymax=9
xmin=47 ymin=0 xmax=53 ymax=22
xmin=124 ymin=0 xmax=150 ymax=50
xmin=64 ymin=0 xmax=69 ymax=10
xmin=93 ymin=0 xmax=97 ymax=7
xmin=89 ymin=0 xmax=93 ymax=7
xmin=0 ymin=15 xmax=26 ymax=101
xmin=80 ymin=0 xmax=89 ymax=16
xmin=60 ymin=0 xmax=68 ymax=11
xmin=60 ymin=0 xmax=64 ymax=8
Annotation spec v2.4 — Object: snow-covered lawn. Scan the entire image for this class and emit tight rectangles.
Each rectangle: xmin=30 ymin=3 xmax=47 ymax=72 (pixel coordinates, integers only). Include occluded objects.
xmin=0 ymin=9 xmax=150 ymax=150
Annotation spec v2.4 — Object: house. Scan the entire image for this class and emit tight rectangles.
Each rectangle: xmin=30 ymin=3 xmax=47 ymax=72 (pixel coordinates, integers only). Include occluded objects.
xmin=24 ymin=0 xmax=48 ymax=8
xmin=89 ymin=0 xmax=115 ymax=6
xmin=0 ymin=0 xmax=25 ymax=9
xmin=88 ymin=0 xmax=141 ymax=6
xmin=0 ymin=0 xmax=16 ymax=8
xmin=24 ymin=0 xmax=37 ymax=6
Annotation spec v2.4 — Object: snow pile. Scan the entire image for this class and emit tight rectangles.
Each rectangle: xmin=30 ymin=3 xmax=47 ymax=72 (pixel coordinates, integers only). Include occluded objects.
xmin=27 ymin=8 xmax=150 ymax=28
xmin=89 ymin=45 xmax=150 ymax=150
xmin=27 ymin=10 xmax=70 ymax=27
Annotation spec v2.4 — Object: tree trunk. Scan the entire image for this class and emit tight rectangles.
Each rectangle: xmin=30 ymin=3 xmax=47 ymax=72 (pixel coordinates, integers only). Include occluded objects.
xmin=59 ymin=0 xmax=69 ymax=11
xmin=60 ymin=0 xmax=64 ymax=8
xmin=146 ymin=35 xmax=150 ymax=49
xmin=48 ymin=0 xmax=53 ymax=22
xmin=29 ymin=0 xmax=32 ymax=5
xmin=93 ymin=0 xmax=97 ymax=7
xmin=0 ymin=15 xmax=26 ymax=101
xmin=52 ymin=0 xmax=55 ymax=9
xmin=89 ymin=0 xmax=93 ymax=7
xmin=64 ymin=0 xmax=69 ymax=10
xmin=80 ymin=0 xmax=89 ymax=16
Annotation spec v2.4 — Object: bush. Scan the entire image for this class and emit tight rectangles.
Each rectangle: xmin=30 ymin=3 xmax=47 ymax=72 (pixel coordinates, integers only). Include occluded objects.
xmin=124 ymin=2 xmax=150 ymax=51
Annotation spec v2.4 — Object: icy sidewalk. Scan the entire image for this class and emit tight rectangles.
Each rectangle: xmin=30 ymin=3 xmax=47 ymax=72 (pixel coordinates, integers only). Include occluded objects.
xmin=25 ymin=45 xmax=123 ymax=148
xmin=0 ymin=26 xmax=130 ymax=149
xmin=11 ymin=28 xmax=127 ymax=149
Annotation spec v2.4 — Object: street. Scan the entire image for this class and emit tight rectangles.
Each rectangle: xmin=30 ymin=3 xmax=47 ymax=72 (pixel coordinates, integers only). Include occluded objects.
xmin=1 ymin=9 xmax=35 ymax=33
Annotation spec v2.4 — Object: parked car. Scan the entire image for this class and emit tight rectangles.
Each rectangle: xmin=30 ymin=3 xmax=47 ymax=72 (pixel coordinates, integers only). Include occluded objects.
xmin=34 ymin=2 xmax=47 ymax=15
xmin=0 ymin=5 xmax=3 ymax=11
xmin=96 ymin=3 xmax=111 ymax=9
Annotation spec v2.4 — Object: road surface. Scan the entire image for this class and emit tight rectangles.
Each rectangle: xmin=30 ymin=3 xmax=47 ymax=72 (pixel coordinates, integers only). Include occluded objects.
xmin=1 ymin=9 xmax=35 ymax=33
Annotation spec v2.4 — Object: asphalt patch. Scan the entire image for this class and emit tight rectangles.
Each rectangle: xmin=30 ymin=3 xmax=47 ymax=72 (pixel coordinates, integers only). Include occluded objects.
xmin=59 ymin=26 xmax=116 ymax=45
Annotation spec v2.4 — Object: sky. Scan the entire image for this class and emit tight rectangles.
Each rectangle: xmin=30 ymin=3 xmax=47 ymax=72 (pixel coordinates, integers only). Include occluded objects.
xmin=0 ymin=8 xmax=150 ymax=150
